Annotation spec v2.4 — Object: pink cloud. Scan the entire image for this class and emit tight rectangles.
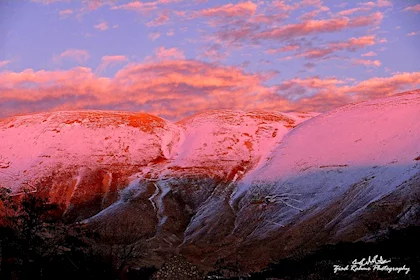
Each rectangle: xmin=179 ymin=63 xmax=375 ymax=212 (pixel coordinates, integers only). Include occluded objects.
xmin=272 ymin=1 xmax=298 ymax=12
xmin=279 ymin=73 xmax=420 ymax=112
xmin=345 ymin=72 xmax=420 ymax=98
xmin=376 ymin=0 xmax=392 ymax=7
xmin=297 ymin=48 xmax=335 ymax=59
xmin=300 ymin=0 xmax=323 ymax=7
xmin=347 ymin=12 xmax=383 ymax=28
xmin=94 ymin=21 xmax=109 ymax=31
xmin=275 ymin=73 xmax=420 ymax=112
xmin=97 ymin=55 xmax=129 ymax=72
xmin=336 ymin=7 xmax=371 ymax=16
xmin=360 ymin=0 xmax=392 ymax=8
xmin=157 ymin=0 xmax=183 ymax=3
xmin=266 ymin=45 xmax=300 ymax=54
xmin=353 ymin=59 xmax=381 ymax=67
xmin=196 ymin=1 xmax=257 ymax=17
xmin=114 ymin=60 xmax=259 ymax=88
xmin=1 ymin=63 xmax=419 ymax=120
xmin=299 ymin=6 xmax=330 ymax=21
xmin=404 ymin=4 xmax=420 ymax=13
xmin=361 ymin=51 xmax=377 ymax=57
xmin=3 ymin=1 xmax=418 ymax=120
xmin=279 ymin=56 xmax=293 ymax=61
xmin=297 ymin=35 xmax=377 ymax=59
xmin=111 ymin=1 xmax=157 ymax=14
xmin=83 ymin=0 xmax=104 ymax=11
xmin=76 ymin=0 xmax=114 ymax=19
xmin=254 ymin=13 xmax=382 ymax=41
xmin=154 ymin=47 xmax=185 ymax=61
xmin=0 ymin=60 xmax=11 ymax=68
xmin=59 ymin=9 xmax=73 ymax=18
xmin=271 ymin=0 xmax=322 ymax=12
xmin=407 ymin=31 xmax=419 ymax=36
xmin=199 ymin=44 xmax=228 ymax=61
xmin=333 ymin=35 xmax=377 ymax=49
xmin=279 ymin=77 xmax=346 ymax=90
xmin=53 ymin=49 xmax=89 ymax=64
xmin=248 ymin=13 xmax=289 ymax=24
xmin=147 ymin=12 xmax=170 ymax=27
xmin=111 ymin=0 xmax=183 ymax=14
xmin=148 ymin=32 xmax=161 ymax=41
xmin=174 ymin=10 xmax=186 ymax=17
xmin=377 ymin=37 xmax=387 ymax=43
xmin=0 ymin=67 xmax=111 ymax=102
xmin=0 ymin=61 xmax=269 ymax=119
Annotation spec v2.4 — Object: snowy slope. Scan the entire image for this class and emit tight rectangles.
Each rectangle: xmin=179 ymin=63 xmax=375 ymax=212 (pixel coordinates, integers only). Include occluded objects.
xmin=0 ymin=110 xmax=314 ymax=191
xmin=171 ymin=110 xmax=314 ymax=178
xmin=176 ymin=91 xmax=420 ymax=270
xmin=218 ymin=91 xmax=420 ymax=264
xmin=0 ymin=111 xmax=181 ymax=218
xmin=253 ymin=92 xmax=420 ymax=179
xmin=235 ymin=91 xmax=420 ymax=208
xmin=0 ymin=108 xmax=314 ymax=230
xmin=0 ymin=91 xmax=419 ymax=272
xmin=77 ymin=110 xmax=315 ymax=250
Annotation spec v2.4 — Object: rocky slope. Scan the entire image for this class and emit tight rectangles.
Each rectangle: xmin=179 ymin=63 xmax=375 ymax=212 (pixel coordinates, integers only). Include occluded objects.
xmin=0 ymin=90 xmax=419 ymax=273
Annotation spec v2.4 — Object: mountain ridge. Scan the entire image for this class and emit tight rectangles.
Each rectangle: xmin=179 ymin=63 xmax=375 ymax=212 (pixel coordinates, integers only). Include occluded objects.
xmin=1 ymin=90 xmax=419 ymax=273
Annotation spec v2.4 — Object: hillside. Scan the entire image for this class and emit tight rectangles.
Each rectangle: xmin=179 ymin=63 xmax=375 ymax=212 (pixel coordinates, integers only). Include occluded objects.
xmin=0 ymin=91 xmax=419 ymax=274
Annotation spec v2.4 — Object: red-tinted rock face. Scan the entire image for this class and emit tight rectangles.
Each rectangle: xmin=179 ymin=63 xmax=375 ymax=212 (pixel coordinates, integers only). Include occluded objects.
xmin=1 ymin=91 xmax=420 ymax=273
xmin=0 ymin=111 xmax=181 ymax=222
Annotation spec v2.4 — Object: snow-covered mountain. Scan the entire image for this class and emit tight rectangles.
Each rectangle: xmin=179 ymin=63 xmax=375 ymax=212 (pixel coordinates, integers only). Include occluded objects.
xmin=0 ymin=91 xmax=419 ymax=272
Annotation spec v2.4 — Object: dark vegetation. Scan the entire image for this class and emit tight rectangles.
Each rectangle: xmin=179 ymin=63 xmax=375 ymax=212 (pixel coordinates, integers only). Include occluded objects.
xmin=0 ymin=185 xmax=157 ymax=280
xmin=247 ymin=226 xmax=420 ymax=280
xmin=208 ymin=227 xmax=420 ymax=279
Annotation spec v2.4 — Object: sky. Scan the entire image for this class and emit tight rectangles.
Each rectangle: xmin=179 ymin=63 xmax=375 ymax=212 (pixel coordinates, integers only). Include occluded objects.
xmin=0 ymin=0 xmax=419 ymax=120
